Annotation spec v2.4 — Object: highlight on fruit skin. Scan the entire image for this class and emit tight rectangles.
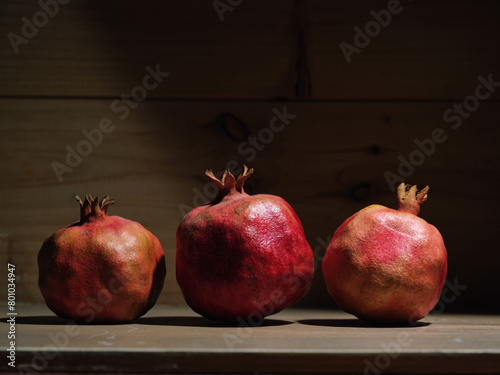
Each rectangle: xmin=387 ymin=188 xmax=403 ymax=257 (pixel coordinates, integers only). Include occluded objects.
xmin=322 ymin=183 xmax=448 ymax=324
xmin=38 ymin=195 xmax=166 ymax=323
xmin=176 ymin=165 xmax=315 ymax=323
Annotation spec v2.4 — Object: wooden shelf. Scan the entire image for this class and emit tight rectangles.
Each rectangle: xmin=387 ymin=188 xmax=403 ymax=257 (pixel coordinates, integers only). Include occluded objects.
xmin=2 ymin=304 xmax=500 ymax=374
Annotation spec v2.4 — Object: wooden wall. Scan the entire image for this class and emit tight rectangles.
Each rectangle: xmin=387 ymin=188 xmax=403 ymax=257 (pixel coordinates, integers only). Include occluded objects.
xmin=1 ymin=0 xmax=499 ymax=312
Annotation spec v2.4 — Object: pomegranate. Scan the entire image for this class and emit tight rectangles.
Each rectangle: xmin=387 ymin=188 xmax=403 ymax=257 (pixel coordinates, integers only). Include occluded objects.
xmin=322 ymin=183 xmax=447 ymax=324
xmin=38 ymin=195 xmax=166 ymax=323
xmin=176 ymin=166 xmax=314 ymax=323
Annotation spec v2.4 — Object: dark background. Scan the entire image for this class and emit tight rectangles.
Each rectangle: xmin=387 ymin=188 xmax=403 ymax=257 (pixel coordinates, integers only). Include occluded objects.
xmin=1 ymin=0 xmax=499 ymax=313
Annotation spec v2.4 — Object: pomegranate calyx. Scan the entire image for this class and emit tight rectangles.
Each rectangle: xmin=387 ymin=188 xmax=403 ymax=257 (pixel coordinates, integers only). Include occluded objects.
xmin=75 ymin=195 xmax=115 ymax=222
xmin=396 ymin=183 xmax=429 ymax=216
xmin=205 ymin=165 xmax=254 ymax=203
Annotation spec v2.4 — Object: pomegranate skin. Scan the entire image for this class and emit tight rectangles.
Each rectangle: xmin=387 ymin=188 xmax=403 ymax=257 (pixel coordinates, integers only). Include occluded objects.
xmin=322 ymin=184 xmax=447 ymax=324
xmin=176 ymin=166 xmax=314 ymax=323
xmin=38 ymin=196 xmax=166 ymax=323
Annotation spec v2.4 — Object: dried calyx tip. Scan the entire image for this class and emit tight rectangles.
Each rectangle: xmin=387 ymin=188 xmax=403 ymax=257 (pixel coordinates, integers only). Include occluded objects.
xmin=397 ymin=183 xmax=430 ymax=216
xmin=76 ymin=194 xmax=115 ymax=221
xmin=204 ymin=165 xmax=254 ymax=199
xmin=236 ymin=165 xmax=254 ymax=191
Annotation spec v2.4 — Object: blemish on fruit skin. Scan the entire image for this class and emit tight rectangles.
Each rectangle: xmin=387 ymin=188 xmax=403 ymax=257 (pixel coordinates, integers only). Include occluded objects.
xmin=234 ymin=201 xmax=252 ymax=216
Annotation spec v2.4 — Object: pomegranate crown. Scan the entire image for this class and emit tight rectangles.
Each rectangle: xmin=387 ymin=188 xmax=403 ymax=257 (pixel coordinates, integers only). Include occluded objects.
xmin=75 ymin=195 xmax=114 ymax=222
xmin=397 ymin=183 xmax=430 ymax=216
xmin=205 ymin=165 xmax=254 ymax=203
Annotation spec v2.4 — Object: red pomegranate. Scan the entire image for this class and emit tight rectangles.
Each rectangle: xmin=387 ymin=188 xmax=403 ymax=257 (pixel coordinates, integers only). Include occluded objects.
xmin=322 ymin=183 xmax=447 ymax=324
xmin=176 ymin=166 xmax=314 ymax=323
xmin=38 ymin=195 xmax=166 ymax=323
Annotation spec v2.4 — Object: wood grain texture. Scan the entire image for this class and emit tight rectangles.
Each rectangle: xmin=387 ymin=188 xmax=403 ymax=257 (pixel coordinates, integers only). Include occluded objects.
xmin=1 ymin=0 xmax=499 ymax=99
xmin=309 ymin=0 xmax=500 ymax=99
xmin=0 ymin=99 xmax=499 ymax=311
xmin=2 ymin=304 xmax=500 ymax=374
xmin=0 ymin=0 xmax=296 ymax=99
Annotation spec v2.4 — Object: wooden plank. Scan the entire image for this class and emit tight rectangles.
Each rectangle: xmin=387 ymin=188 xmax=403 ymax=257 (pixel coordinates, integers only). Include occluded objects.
xmin=2 ymin=1 xmax=499 ymax=99
xmin=4 ymin=305 xmax=500 ymax=374
xmin=0 ymin=0 xmax=295 ymax=99
xmin=0 ymin=99 xmax=499 ymax=311
xmin=309 ymin=0 xmax=500 ymax=99
xmin=12 ymin=351 xmax=500 ymax=374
